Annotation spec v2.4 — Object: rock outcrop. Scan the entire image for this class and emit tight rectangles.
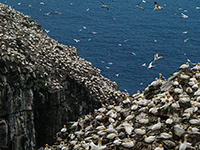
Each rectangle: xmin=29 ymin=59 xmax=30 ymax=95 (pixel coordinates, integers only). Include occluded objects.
xmin=0 ymin=3 xmax=124 ymax=149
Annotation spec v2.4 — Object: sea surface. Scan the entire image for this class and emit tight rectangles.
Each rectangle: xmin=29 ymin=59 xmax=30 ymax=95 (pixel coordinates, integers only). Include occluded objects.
xmin=1 ymin=0 xmax=200 ymax=95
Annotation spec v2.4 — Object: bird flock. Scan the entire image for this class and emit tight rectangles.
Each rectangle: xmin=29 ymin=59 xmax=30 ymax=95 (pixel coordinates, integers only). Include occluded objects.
xmin=43 ymin=62 xmax=200 ymax=149
xmin=101 ymin=1 xmax=163 ymax=11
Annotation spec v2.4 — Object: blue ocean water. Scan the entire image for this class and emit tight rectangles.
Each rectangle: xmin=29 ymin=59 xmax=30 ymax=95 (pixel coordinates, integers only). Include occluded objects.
xmin=1 ymin=0 xmax=200 ymax=94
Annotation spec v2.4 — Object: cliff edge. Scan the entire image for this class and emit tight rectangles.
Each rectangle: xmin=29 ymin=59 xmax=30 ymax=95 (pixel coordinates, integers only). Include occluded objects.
xmin=0 ymin=3 xmax=124 ymax=149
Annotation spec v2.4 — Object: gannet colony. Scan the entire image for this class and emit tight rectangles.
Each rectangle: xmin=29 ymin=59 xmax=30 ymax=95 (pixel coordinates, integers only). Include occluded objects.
xmin=1 ymin=2 xmax=200 ymax=150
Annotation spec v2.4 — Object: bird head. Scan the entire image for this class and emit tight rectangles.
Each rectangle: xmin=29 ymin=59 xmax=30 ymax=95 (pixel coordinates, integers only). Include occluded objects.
xmin=143 ymin=135 xmax=147 ymax=138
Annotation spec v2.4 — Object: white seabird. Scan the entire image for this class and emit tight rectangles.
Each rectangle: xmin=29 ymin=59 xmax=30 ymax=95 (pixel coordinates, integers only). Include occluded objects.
xmin=153 ymin=1 xmax=163 ymax=11
xmin=101 ymin=2 xmax=109 ymax=10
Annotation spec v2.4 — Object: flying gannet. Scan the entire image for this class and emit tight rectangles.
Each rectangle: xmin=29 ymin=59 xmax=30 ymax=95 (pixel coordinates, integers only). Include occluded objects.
xmin=134 ymin=3 xmax=144 ymax=11
xmin=153 ymin=2 xmax=163 ymax=11
xmin=101 ymin=2 xmax=109 ymax=10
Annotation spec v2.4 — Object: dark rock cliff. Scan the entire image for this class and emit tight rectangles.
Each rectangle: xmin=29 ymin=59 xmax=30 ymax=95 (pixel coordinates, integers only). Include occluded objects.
xmin=0 ymin=3 xmax=124 ymax=149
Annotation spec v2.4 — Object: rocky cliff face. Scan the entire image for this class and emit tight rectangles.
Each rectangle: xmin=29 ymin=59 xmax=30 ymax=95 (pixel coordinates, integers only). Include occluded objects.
xmin=0 ymin=3 xmax=124 ymax=149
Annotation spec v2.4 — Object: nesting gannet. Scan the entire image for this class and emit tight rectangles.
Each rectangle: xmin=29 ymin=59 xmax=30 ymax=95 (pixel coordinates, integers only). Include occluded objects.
xmin=97 ymin=127 xmax=106 ymax=136
xmin=154 ymin=144 xmax=164 ymax=150
xmin=152 ymin=52 xmax=164 ymax=62
xmin=89 ymin=140 xmax=98 ymax=150
xmin=149 ymin=104 xmax=158 ymax=114
xmin=134 ymin=3 xmax=144 ymax=11
xmin=180 ymin=72 xmax=190 ymax=80
xmin=139 ymin=116 xmax=149 ymax=124
xmin=147 ymin=61 xmax=155 ymax=69
xmin=96 ymin=123 xmax=105 ymax=130
xmin=101 ymin=2 xmax=109 ymax=10
xmin=189 ymin=116 xmax=200 ymax=125
xmin=151 ymin=117 xmax=162 ymax=130
xmin=178 ymin=62 xmax=189 ymax=70
xmin=158 ymin=132 xmax=172 ymax=139
xmin=107 ymin=130 xmax=118 ymax=139
xmin=184 ymin=104 xmax=198 ymax=113
xmin=143 ymin=135 xmax=156 ymax=143
xmin=113 ymin=137 xmax=122 ymax=145
xmin=153 ymin=2 xmax=163 ymax=11
xmin=179 ymin=135 xmax=188 ymax=150
xmin=74 ymin=129 xmax=84 ymax=137
xmin=173 ymin=124 xmax=185 ymax=137
xmin=165 ymin=116 xmax=173 ymax=124
xmin=97 ymin=138 xmax=107 ymax=150
xmin=124 ymin=125 xmax=134 ymax=135
xmin=187 ymin=126 xmax=200 ymax=134
xmin=61 ymin=125 xmax=67 ymax=132
xmin=105 ymin=123 xmax=115 ymax=133
xmin=123 ymin=95 xmax=131 ymax=104
xmin=196 ymin=71 xmax=200 ymax=78
xmin=134 ymin=126 xmax=146 ymax=135
xmin=182 ymin=111 xmax=193 ymax=120
xmin=173 ymin=78 xmax=179 ymax=86
xmin=109 ymin=114 xmax=115 ymax=123
xmin=122 ymin=140 xmax=135 ymax=148
xmin=98 ymin=105 xmax=106 ymax=113
xmin=95 ymin=113 xmax=104 ymax=120
xmin=131 ymin=102 xmax=138 ymax=110
xmin=125 ymin=111 xmax=135 ymax=121
xmin=192 ymin=62 xmax=200 ymax=70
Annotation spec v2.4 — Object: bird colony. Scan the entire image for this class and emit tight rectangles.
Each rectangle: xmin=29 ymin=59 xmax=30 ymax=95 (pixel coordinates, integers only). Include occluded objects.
xmin=46 ymin=62 xmax=200 ymax=150
xmin=0 ymin=3 xmax=120 ymax=103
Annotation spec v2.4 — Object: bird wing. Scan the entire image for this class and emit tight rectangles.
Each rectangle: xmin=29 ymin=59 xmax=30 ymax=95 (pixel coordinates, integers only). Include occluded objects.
xmin=154 ymin=2 xmax=159 ymax=8
xmin=140 ymin=6 xmax=144 ymax=11
xmin=101 ymin=1 xmax=105 ymax=5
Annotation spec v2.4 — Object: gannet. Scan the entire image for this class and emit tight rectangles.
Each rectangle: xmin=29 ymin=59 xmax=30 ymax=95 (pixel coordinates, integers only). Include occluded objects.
xmin=125 ymin=111 xmax=135 ymax=121
xmin=178 ymin=62 xmax=189 ymax=70
xmin=189 ymin=116 xmax=200 ymax=125
xmin=107 ymin=130 xmax=118 ymax=139
xmin=179 ymin=135 xmax=188 ymax=150
xmin=96 ymin=123 xmax=105 ymax=130
xmin=149 ymin=104 xmax=158 ymax=114
xmin=97 ymin=127 xmax=106 ymax=136
xmin=61 ymin=125 xmax=67 ymax=132
xmin=187 ymin=126 xmax=200 ymax=134
xmin=192 ymin=62 xmax=200 ymax=70
xmin=124 ymin=125 xmax=134 ymax=135
xmin=139 ymin=116 xmax=149 ymax=124
xmin=154 ymin=144 xmax=164 ymax=150
xmin=131 ymin=102 xmax=138 ymax=110
xmin=134 ymin=126 xmax=146 ymax=135
xmin=158 ymin=132 xmax=172 ymax=139
xmin=152 ymin=52 xmax=164 ymax=62
xmin=101 ymin=2 xmax=109 ymax=10
xmin=143 ymin=135 xmax=156 ymax=143
xmin=89 ymin=140 xmax=98 ymax=150
xmin=187 ymin=59 xmax=196 ymax=66
xmin=122 ymin=140 xmax=135 ymax=148
xmin=97 ymin=138 xmax=107 ymax=150
xmin=147 ymin=61 xmax=156 ymax=69
xmin=105 ymin=123 xmax=116 ymax=133
xmin=134 ymin=3 xmax=144 ymax=11
xmin=151 ymin=117 xmax=162 ymax=130
xmin=98 ymin=105 xmax=106 ymax=113
xmin=153 ymin=1 xmax=163 ymax=11
xmin=173 ymin=124 xmax=185 ymax=137
xmin=113 ymin=137 xmax=122 ymax=145
xmin=165 ymin=116 xmax=173 ymax=124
